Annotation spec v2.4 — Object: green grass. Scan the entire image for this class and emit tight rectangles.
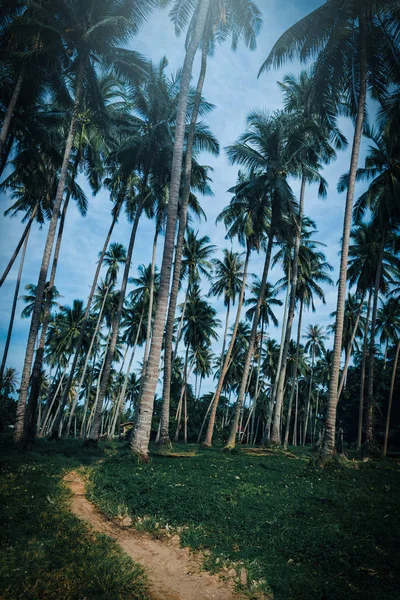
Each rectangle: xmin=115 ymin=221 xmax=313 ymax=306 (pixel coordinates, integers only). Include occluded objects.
xmin=87 ymin=443 xmax=400 ymax=600
xmin=0 ymin=438 xmax=150 ymax=600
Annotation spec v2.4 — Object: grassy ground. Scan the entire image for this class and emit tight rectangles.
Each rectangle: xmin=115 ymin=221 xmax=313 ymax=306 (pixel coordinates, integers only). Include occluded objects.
xmin=0 ymin=437 xmax=150 ymax=600
xmin=87 ymin=443 xmax=400 ymax=600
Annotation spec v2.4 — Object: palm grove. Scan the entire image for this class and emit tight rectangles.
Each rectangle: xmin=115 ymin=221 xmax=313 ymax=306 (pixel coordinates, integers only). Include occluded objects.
xmin=0 ymin=0 xmax=399 ymax=461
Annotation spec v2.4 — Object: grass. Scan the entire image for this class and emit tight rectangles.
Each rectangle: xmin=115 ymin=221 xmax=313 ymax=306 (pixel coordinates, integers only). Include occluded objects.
xmin=87 ymin=443 xmax=400 ymax=600
xmin=0 ymin=437 xmax=150 ymax=600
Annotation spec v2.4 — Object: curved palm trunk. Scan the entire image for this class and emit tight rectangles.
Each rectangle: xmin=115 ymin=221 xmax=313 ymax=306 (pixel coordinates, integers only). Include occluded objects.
xmin=284 ymin=299 xmax=303 ymax=448
xmin=26 ymin=191 xmax=71 ymax=440
xmin=357 ymin=287 xmax=372 ymax=449
xmin=382 ymin=341 xmax=400 ymax=457
xmin=337 ymin=293 xmax=365 ymax=398
xmin=0 ymin=227 xmax=30 ymax=382
xmin=58 ymin=199 xmax=123 ymax=422
xmin=156 ymin=42 xmax=209 ymax=448
xmin=271 ymin=175 xmax=306 ymax=444
xmin=226 ymin=232 xmax=274 ymax=448
xmin=142 ymin=229 xmax=158 ymax=371
xmin=0 ymin=205 xmax=38 ymax=289
xmin=14 ymin=57 xmax=86 ymax=442
xmin=321 ymin=20 xmax=367 ymax=458
xmin=203 ymin=247 xmax=250 ymax=446
xmin=0 ymin=71 xmax=23 ymax=159
xmin=88 ymin=198 xmax=144 ymax=441
xmin=365 ymin=227 xmax=387 ymax=446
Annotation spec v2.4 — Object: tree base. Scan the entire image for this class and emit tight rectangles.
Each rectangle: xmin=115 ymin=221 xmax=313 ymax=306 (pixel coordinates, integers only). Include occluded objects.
xmin=157 ymin=437 xmax=172 ymax=449
xmin=83 ymin=438 xmax=98 ymax=448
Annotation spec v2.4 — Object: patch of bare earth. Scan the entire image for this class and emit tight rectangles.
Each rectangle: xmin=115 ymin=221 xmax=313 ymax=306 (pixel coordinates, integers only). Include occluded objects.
xmin=64 ymin=471 xmax=250 ymax=600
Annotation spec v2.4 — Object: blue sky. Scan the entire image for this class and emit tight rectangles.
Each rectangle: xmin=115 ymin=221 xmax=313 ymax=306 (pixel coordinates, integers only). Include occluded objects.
xmin=0 ymin=0 xmax=371 ymax=394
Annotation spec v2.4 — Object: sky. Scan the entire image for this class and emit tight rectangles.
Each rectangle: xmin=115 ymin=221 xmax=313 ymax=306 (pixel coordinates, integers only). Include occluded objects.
xmin=0 ymin=0 xmax=372 ymax=395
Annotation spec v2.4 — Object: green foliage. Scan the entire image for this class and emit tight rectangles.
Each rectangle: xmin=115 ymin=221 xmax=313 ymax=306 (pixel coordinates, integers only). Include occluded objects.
xmin=0 ymin=440 xmax=150 ymax=600
xmin=88 ymin=444 xmax=400 ymax=600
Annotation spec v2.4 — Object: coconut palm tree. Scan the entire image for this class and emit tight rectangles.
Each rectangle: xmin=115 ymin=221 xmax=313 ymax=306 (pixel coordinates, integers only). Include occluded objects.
xmin=209 ymin=249 xmax=244 ymax=367
xmin=203 ymin=173 xmax=269 ymax=447
xmin=303 ymin=325 xmax=328 ymax=445
xmin=14 ymin=0 xmax=156 ymax=441
xmin=132 ymin=0 xmax=262 ymax=457
xmin=260 ymin=0 xmax=399 ymax=457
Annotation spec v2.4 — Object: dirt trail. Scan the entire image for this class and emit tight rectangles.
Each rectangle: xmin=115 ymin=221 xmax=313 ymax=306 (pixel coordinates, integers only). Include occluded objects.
xmin=64 ymin=471 xmax=246 ymax=600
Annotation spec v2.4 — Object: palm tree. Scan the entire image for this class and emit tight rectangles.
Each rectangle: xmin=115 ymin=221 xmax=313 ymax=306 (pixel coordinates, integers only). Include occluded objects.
xmin=176 ymin=285 xmax=220 ymax=442
xmin=203 ymin=174 xmax=269 ymax=447
xmin=260 ymin=0 xmax=398 ymax=457
xmin=209 ymin=249 xmax=244 ymax=368
xmin=174 ymin=229 xmax=215 ymax=355
xmin=303 ymin=325 xmax=328 ymax=445
xmin=130 ymin=0 xmax=213 ymax=455
xmin=14 ymin=0 xmax=155 ymax=441
xmin=132 ymin=0 xmax=262 ymax=457
xmin=377 ymin=297 xmax=400 ymax=368
xmin=224 ymin=110 xmax=298 ymax=448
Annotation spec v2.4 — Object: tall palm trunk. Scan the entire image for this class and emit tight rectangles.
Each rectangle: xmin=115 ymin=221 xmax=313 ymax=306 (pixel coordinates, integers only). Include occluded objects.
xmin=108 ymin=323 xmax=142 ymax=440
xmin=322 ymin=19 xmax=367 ymax=457
xmin=357 ymin=287 xmax=372 ymax=449
xmin=142 ymin=229 xmax=158 ymax=370
xmin=0 ymin=205 xmax=38 ymax=288
xmin=0 ymin=71 xmax=23 ymax=159
xmin=284 ymin=299 xmax=303 ymax=448
xmin=26 ymin=189 xmax=72 ymax=440
xmin=203 ymin=247 xmax=250 ymax=446
xmin=382 ymin=341 xmax=400 ymax=457
xmin=0 ymin=130 xmax=14 ymax=177
xmin=271 ymin=175 xmax=306 ymax=444
xmin=0 ymin=227 xmax=30 ymax=382
xmin=58 ymin=201 xmax=122 ymax=420
xmin=365 ymin=227 xmax=387 ymax=446
xmin=88 ymin=197 xmax=144 ymax=440
xmin=220 ymin=300 xmax=231 ymax=369
xmin=251 ymin=315 xmax=265 ymax=443
xmin=303 ymin=337 xmax=314 ymax=447
xmin=262 ymin=266 xmax=291 ymax=444
xmin=156 ymin=41 xmax=209 ymax=448
xmin=226 ymin=232 xmax=274 ymax=448
xmin=14 ymin=57 xmax=86 ymax=442
xmin=337 ymin=293 xmax=365 ymax=398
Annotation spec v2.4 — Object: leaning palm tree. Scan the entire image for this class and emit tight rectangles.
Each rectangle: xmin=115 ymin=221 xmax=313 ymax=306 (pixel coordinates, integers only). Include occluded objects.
xmin=259 ymin=0 xmax=399 ymax=457
xmin=14 ymin=0 xmax=156 ymax=441
xmin=132 ymin=0 xmax=262 ymax=458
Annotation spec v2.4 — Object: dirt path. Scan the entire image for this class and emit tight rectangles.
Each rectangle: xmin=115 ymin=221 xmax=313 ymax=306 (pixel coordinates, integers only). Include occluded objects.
xmin=64 ymin=471 xmax=247 ymax=600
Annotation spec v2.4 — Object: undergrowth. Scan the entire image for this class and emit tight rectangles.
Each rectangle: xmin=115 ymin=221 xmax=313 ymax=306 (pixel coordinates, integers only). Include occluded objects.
xmin=0 ymin=438 xmax=150 ymax=600
xmin=87 ymin=443 xmax=400 ymax=600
